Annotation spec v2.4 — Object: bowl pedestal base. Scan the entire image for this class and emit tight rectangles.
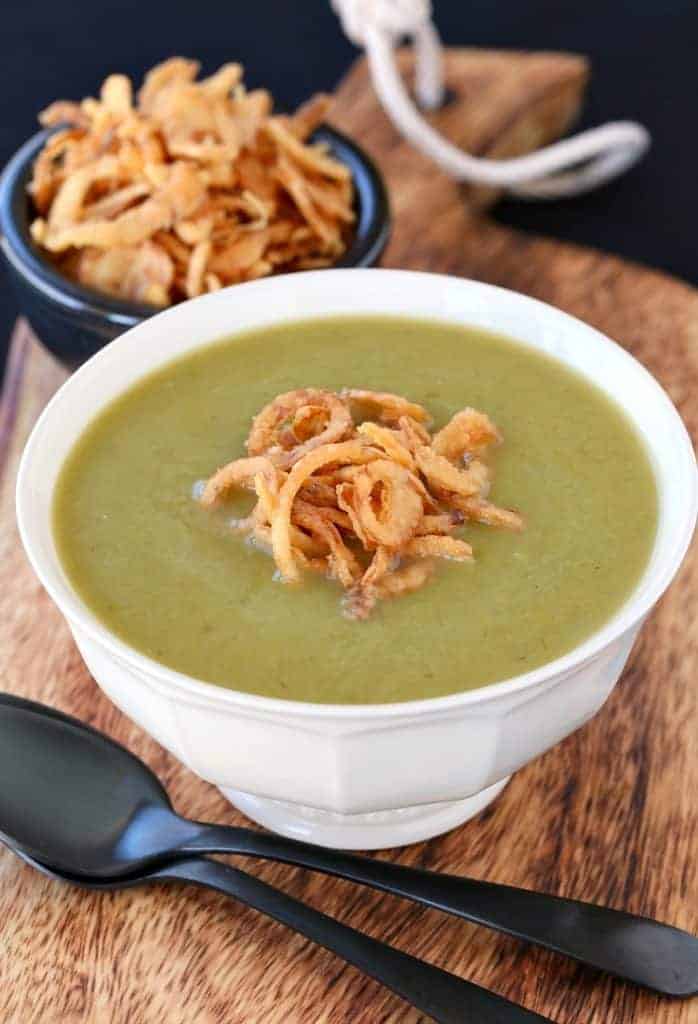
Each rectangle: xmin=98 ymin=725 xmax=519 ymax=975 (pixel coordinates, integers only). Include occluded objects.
xmin=220 ymin=777 xmax=511 ymax=850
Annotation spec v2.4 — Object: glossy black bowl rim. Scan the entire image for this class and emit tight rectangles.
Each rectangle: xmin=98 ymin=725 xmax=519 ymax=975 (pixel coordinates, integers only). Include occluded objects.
xmin=0 ymin=125 xmax=391 ymax=327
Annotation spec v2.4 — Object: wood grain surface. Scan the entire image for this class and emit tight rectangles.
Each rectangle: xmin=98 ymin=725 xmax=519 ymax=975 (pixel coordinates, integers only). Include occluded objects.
xmin=1 ymin=49 xmax=697 ymax=1024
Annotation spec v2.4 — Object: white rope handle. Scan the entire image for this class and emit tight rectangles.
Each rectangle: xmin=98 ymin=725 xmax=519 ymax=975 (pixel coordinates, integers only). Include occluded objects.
xmin=332 ymin=0 xmax=650 ymax=199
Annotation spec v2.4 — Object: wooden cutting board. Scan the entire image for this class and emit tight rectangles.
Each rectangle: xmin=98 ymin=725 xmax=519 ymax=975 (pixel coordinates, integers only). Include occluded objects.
xmin=1 ymin=50 xmax=697 ymax=1024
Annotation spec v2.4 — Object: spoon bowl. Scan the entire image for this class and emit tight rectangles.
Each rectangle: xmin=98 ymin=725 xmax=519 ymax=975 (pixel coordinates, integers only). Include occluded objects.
xmin=0 ymin=693 xmax=187 ymax=875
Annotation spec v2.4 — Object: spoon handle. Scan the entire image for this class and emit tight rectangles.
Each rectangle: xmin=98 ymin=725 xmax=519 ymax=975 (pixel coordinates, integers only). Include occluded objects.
xmin=155 ymin=857 xmax=552 ymax=1024
xmin=186 ymin=826 xmax=698 ymax=996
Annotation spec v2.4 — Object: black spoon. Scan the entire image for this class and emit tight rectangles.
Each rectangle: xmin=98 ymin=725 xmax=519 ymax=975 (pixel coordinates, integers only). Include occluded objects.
xmin=2 ymin=691 xmax=697 ymax=997
xmin=6 ymin=843 xmax=552 ymax=1024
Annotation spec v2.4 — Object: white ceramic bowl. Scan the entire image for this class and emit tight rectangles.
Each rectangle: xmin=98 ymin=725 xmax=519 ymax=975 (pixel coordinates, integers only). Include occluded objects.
xmin=17 ymin=270 xmax=697 ymax=849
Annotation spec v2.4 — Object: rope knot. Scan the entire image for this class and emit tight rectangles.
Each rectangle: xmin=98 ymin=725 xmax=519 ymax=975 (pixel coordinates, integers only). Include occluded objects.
xmin=330 ymin=0 xmax=650 ymax=197
xmin=332 ymin=0 xmax=432 ymax=46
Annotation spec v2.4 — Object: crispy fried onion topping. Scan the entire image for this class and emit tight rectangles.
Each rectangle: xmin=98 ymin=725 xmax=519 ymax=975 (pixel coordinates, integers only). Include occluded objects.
xmin=200 ymin=389 xmax=523 ymax=619
xmin=29 ymin=60 xmax=354 ymax=306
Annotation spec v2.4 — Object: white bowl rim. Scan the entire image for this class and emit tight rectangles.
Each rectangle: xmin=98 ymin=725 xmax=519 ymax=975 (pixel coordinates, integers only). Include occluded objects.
xmin=16 ymin=269 xmax=698 ymax=720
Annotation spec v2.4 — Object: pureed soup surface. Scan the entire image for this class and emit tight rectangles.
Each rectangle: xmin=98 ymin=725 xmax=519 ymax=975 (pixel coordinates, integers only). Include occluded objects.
xmin=53 ymin=316 xmax=658 ymax=704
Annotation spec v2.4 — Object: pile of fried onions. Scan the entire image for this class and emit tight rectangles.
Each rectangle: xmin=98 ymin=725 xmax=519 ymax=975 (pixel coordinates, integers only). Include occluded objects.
xmin=199 ymin=388 xmax=523 ymax=620
xmin=29 ymin=59 xmax=354 ymax=306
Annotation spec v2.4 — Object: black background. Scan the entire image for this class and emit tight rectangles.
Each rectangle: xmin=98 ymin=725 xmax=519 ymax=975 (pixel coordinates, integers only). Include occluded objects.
xmin=2 ymin=0 xmax=696 ymax=378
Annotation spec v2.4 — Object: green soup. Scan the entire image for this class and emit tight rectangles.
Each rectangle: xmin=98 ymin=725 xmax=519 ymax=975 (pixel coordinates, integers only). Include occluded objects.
xmin=53 ymin=316 xmax=658 ymax=704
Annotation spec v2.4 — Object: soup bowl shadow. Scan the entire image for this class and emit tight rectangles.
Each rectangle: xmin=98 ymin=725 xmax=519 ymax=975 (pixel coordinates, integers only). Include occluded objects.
xmin=0 ymin=126 xmax=390 ymax=370
xmin=16 ymin=269 xmax=698 ymax=849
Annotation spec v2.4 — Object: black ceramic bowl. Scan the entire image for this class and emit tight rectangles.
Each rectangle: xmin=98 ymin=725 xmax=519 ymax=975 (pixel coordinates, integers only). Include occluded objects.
xmin=0 ymin=126 xmax=390 ymax=369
